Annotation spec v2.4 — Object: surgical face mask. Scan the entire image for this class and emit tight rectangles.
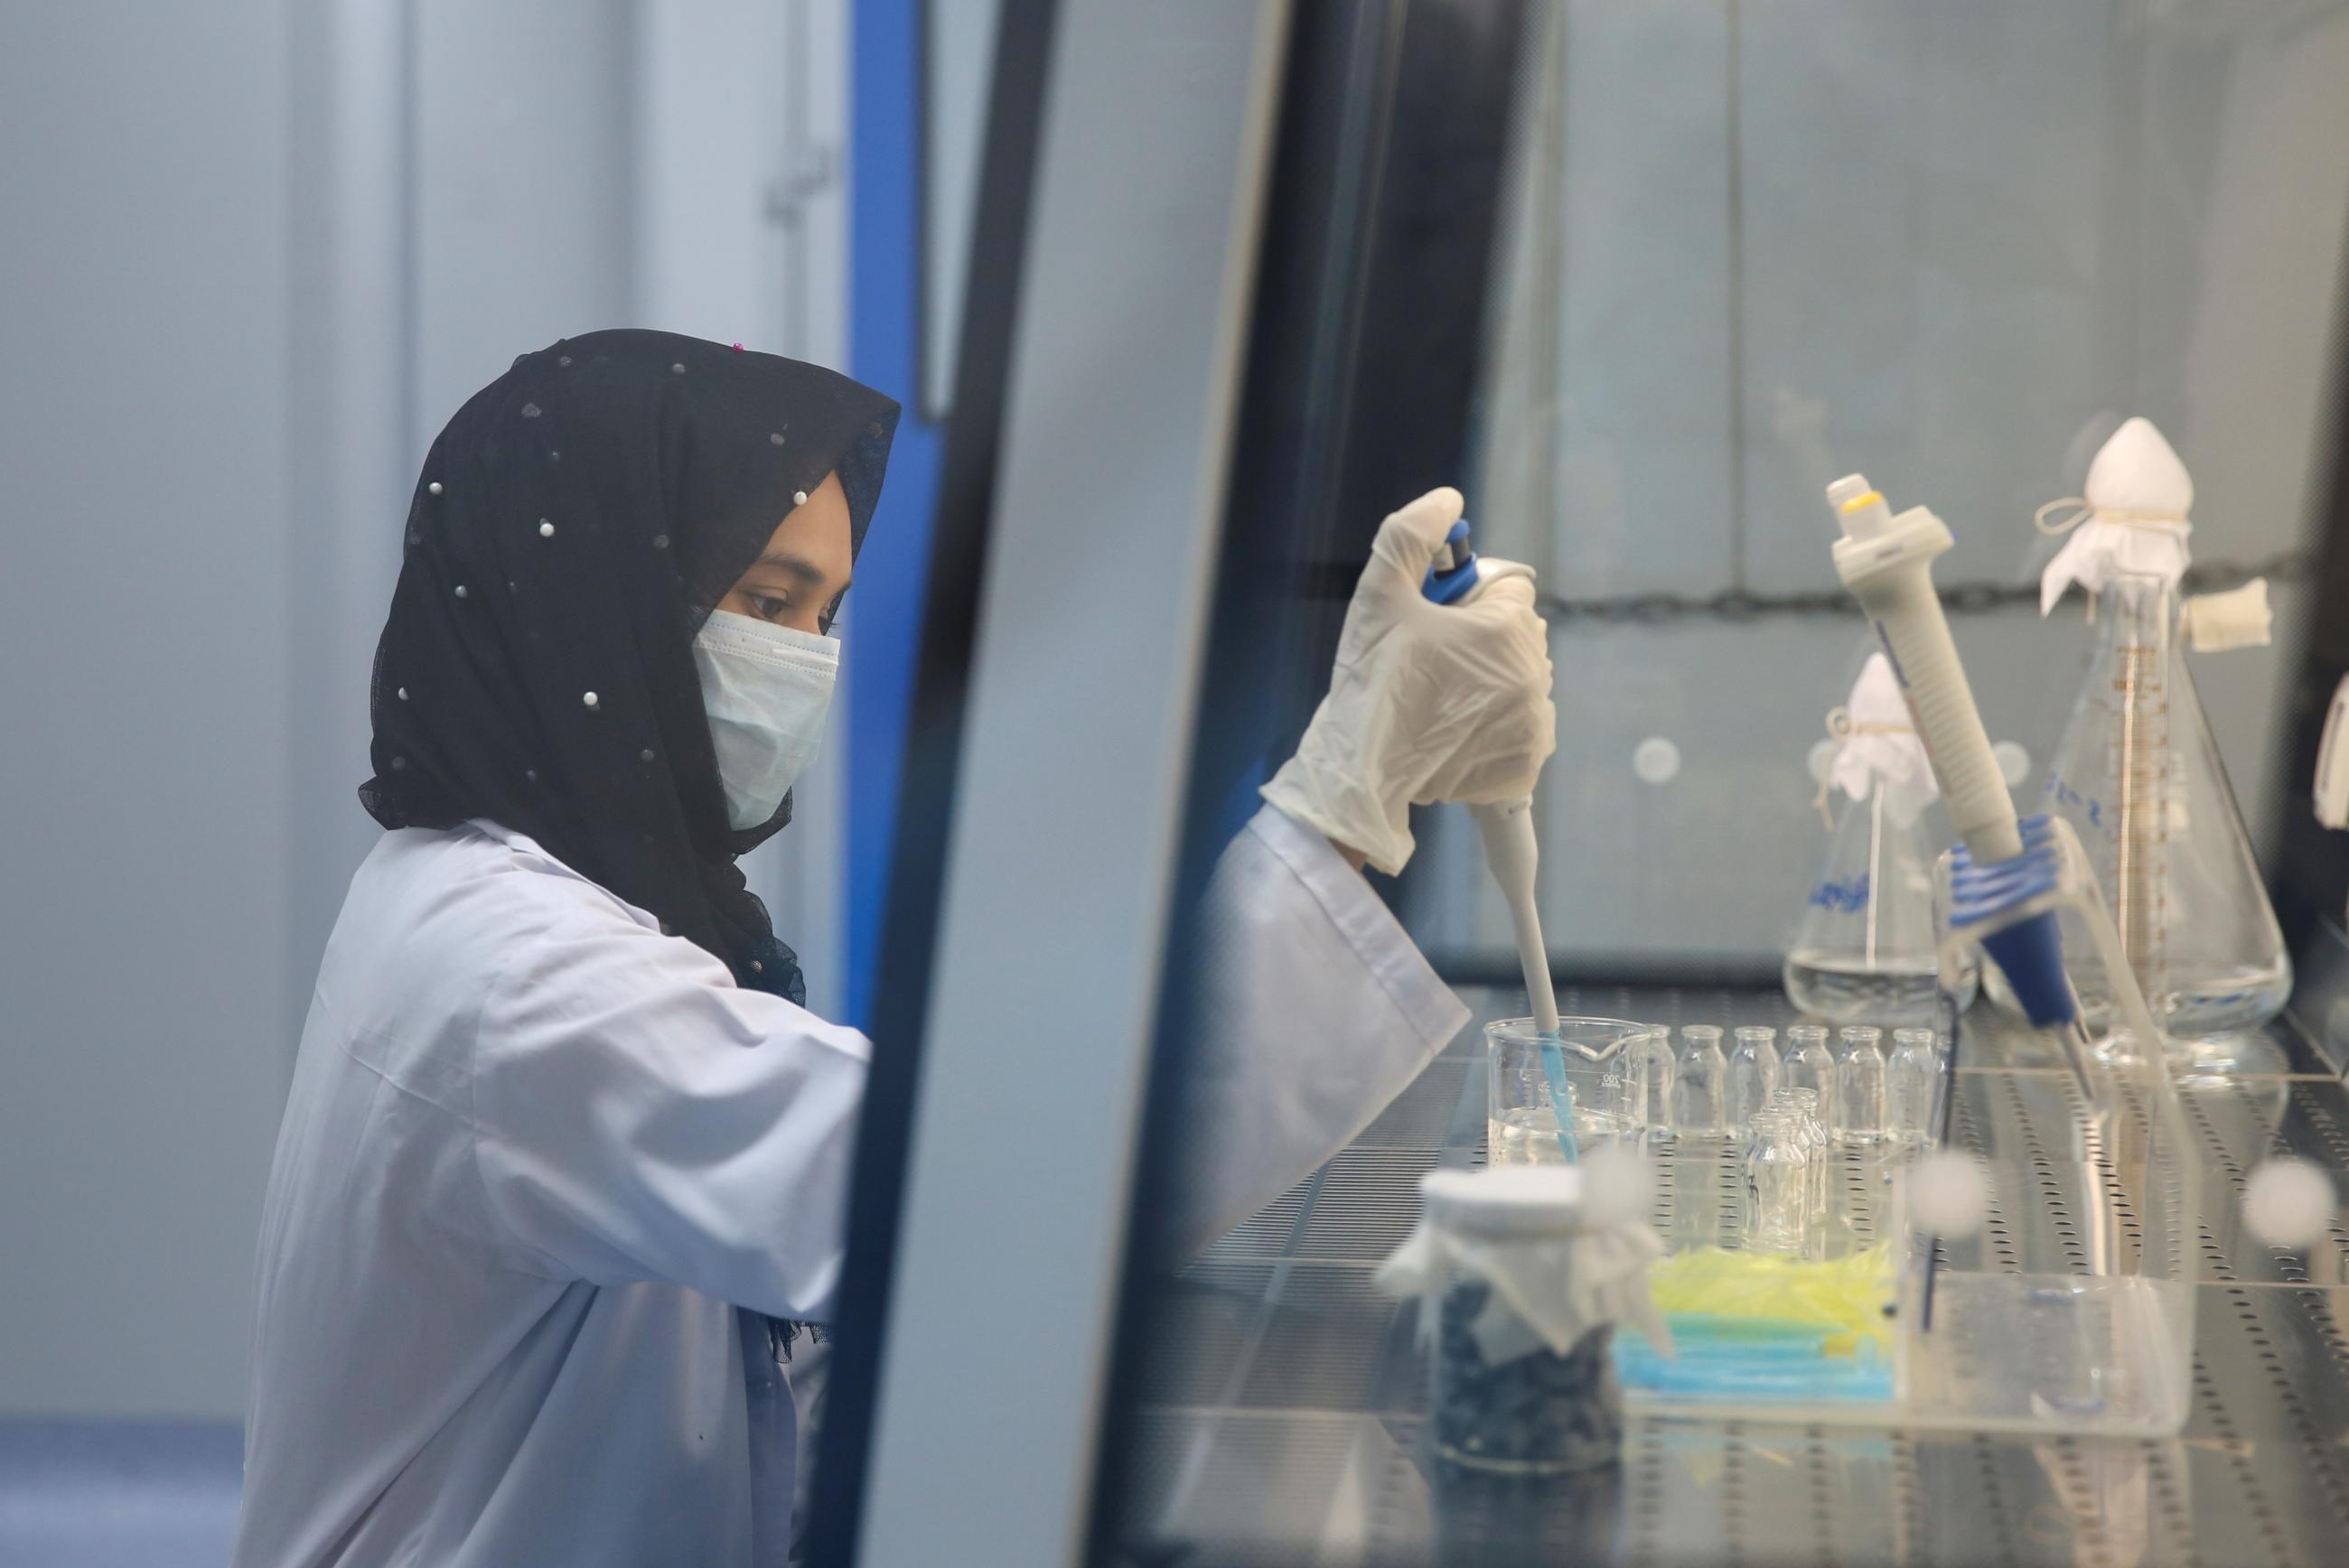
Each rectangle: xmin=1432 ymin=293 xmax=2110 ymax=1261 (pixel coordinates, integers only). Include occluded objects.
xmin=692 ymin=609 xmax=839 ymax=830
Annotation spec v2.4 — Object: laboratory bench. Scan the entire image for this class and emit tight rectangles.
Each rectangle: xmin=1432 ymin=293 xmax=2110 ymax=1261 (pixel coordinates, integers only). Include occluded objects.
xmin=1116 ymin=983 xmax=2349 ymax=1566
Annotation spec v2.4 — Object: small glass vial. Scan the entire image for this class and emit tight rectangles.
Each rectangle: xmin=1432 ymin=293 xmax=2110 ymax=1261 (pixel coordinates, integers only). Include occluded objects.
xmin=1725 ymin=1025 xmax=1781 ymax=1134
xmin=1742 ymin=1111 xmax=1811 ymax=1255
xmin=1781 ymin=1023 xmax=1837 ymax=1106
xmin=1835 ymin=1026 xmax=1888 ymax=1144
xmin=1626 ymin=1026 xmax=1676 ymax=1144
xmin=1773 ymin=1086 xmax=1833 ymax=1249
xmin=1886 ymin=1028 xmax=1941 ymax=1146
xmin=1672 ymin=1026 xmax=1728 ymax=1136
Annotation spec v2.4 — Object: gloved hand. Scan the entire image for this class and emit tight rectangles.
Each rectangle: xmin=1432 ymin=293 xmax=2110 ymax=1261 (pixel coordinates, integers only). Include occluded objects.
xmin=1261 ymin=487 xmax=1556 ymax=875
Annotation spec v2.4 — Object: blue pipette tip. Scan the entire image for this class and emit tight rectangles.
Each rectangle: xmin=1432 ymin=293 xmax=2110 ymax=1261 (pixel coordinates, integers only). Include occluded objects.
xmin=1949 ymin=816 xmax=2078 ymax=1028
xmin=1539 ymin=1038 xmax=1581 ymax=1163
xmin=1978 ymin=910 xmax=2072 ymax=1027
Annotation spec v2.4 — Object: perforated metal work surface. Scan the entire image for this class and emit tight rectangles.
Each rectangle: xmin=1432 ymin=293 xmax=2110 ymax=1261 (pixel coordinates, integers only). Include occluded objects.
xmin=1113 ymin=987 xmax=2349 ymax=1566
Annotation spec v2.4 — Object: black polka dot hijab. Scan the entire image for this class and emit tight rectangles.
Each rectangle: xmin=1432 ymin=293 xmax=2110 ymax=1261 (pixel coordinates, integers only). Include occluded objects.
xmin=360 ymin=329 xmax=899 ymax=1003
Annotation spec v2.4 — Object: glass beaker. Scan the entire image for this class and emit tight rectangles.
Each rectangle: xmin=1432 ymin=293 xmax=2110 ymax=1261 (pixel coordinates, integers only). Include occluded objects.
xmin=2042 ymin=572 xmax=2291 ymax=1061
xmin=1784 ymin=771 xmax=1979 ymax=1025
xmin=1485 ymin=1017 xmax=1651 ymax=1164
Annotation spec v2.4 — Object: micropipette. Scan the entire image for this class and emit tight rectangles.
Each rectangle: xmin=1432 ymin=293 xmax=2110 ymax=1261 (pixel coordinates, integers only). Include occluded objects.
xmin=1426 ymin=520 xmax=1575 ymax=1159
xmin=1825 ymin=477 xmax=2099 ymax=1101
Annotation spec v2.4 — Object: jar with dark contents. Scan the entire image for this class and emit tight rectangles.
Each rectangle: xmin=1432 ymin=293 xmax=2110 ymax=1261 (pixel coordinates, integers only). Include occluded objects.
xmin=1415 ymin=1166 xmax=1634 ymax=1475
xmin=1435 ymin=1280 xmax=1624 ymax=1472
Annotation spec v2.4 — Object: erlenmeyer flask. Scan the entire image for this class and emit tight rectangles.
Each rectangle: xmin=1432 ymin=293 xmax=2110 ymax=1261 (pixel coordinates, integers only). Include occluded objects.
xmin=1783 ymin=654 xmax=1979 ymax=1022
xmin=2042 ymin=570 xmax=2290 ymax=1054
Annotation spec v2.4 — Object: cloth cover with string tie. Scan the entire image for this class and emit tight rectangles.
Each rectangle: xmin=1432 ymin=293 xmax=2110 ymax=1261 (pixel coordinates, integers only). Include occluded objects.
xmin=1814 ymin=651 xmax=1938 ymax=830
xmin=1785 ymin=648 xmax=1975 ymax=1022
xmin=2035 ymin=415 xmax=2270 ymax=650
xmin=360 ymin=328 xmax=899 ymax=1005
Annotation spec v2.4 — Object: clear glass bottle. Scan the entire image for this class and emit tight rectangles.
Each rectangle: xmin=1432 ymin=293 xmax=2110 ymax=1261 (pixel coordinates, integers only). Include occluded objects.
xmin=1886 ymin=1027 xmax=1941 ymax=1146
xmin=1626 ymin=1025 xmax=1676 ymax=1146
xmin=1781 ymin=1023 xmax=1837 ymax=1105
xmin=1834 ymin=1025 xmax=1887 ymax=1144
xmin=1671 ymin=1025 xmax=1728 ymax=1136
xmin=2042 ymin=570 xmax=2291 ymax=1059
xmin=1724 ymin=1025 xmax=1780 ymax=1135
xmin=1742 ymin=1111 xmax=1811 ymax=1255
xmin=1775 ymin=1087 xmax=1833 ymax=1252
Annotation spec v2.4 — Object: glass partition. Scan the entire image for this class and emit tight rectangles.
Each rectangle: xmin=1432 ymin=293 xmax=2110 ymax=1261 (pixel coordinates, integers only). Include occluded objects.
xmin=1091 ymin=2 xmax=2349 ymax=1563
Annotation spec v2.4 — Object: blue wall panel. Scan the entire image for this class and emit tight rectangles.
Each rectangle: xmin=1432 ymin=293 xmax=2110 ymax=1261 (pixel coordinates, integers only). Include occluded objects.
xmin=847 ymin=0 xmax=941 ymax=1026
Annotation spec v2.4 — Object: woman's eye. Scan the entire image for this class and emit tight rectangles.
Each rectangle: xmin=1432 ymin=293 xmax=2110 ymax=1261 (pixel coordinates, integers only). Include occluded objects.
xmin=746 ymin=593 xmax=791 ymax=621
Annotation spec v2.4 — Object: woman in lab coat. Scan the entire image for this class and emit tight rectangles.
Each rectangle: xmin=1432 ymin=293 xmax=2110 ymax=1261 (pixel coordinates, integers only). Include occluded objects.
xmin=232 ymin=329 xmax=1552 ymax=1567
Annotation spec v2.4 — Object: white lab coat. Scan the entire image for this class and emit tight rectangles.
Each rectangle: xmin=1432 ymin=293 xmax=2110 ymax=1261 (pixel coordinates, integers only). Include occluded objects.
xmin=230 ymin=805 xmax=1465 ymax=1567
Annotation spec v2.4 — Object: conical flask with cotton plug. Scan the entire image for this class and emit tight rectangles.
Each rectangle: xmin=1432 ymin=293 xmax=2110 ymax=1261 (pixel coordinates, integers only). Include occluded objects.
xmin=1783 ymin=650 xmax=1979 ymax=1022
xmin=2036 ymin=418 xmax=2290 ymax=1058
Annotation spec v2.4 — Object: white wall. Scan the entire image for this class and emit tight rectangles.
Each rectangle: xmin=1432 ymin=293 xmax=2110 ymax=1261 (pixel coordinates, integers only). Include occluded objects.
xmin=634 ymin=0 xmax=854 ymax=1019
xmin=0 ymin=0 xmax=297 ymax=1418
xmin=1 ymin=0 xmax=852 ymax=1421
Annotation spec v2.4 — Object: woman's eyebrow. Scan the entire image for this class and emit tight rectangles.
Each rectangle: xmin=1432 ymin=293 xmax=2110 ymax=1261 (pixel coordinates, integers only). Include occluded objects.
xmin=752 ymin=550 xmax=847 ymax=593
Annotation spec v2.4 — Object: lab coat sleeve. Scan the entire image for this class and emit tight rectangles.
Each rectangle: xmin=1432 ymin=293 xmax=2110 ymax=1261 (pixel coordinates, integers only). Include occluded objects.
xmin=469 ymin=909 xmax=870 ymax=1321
xmin=1165 ymin=803 xmax=1470 ymax=1256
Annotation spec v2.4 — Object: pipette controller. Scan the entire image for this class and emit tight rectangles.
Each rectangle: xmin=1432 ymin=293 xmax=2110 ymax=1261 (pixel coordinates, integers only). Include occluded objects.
xmin=1825 ymin=478 xmax=2095 ymax=1096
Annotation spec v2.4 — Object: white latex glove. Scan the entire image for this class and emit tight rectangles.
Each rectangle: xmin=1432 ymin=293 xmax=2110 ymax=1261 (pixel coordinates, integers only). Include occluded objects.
xmin=1261 ymin=487 xmax=1556 ymax=875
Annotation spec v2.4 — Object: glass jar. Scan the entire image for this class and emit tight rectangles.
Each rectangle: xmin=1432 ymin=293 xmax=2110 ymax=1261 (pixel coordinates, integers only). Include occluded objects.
xmin=1419 ymin=1167 xmax=1632 ymax=1474
xmin=1485 ymin=1016 xmax=1653 ymax=1164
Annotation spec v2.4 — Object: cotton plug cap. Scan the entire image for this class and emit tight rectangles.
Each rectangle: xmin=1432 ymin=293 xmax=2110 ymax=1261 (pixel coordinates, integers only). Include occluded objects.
xmin=2085 ymin=416 xmax=2193 ymax=516
xmin=1909 ymin=1151 xmax=1990 ymax=1237
xmin=2181 ymin=578 xmax=2272 ymax=652
xmin=2242 ymin=1158 xmax=2334 ymax=1250
xmin=1847 ymin=651 xmax=1908 ymax=729
xmin=1418 ymin=1166 xmax=1592 ymax=1238
xmin=2039 ymin=415 xmax=2195 ymax=614
xmin=1829 ymin=651 xmax=1935 ymax=811
xmin=1579 ymin=1143 xmax=1657 ymax=1227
